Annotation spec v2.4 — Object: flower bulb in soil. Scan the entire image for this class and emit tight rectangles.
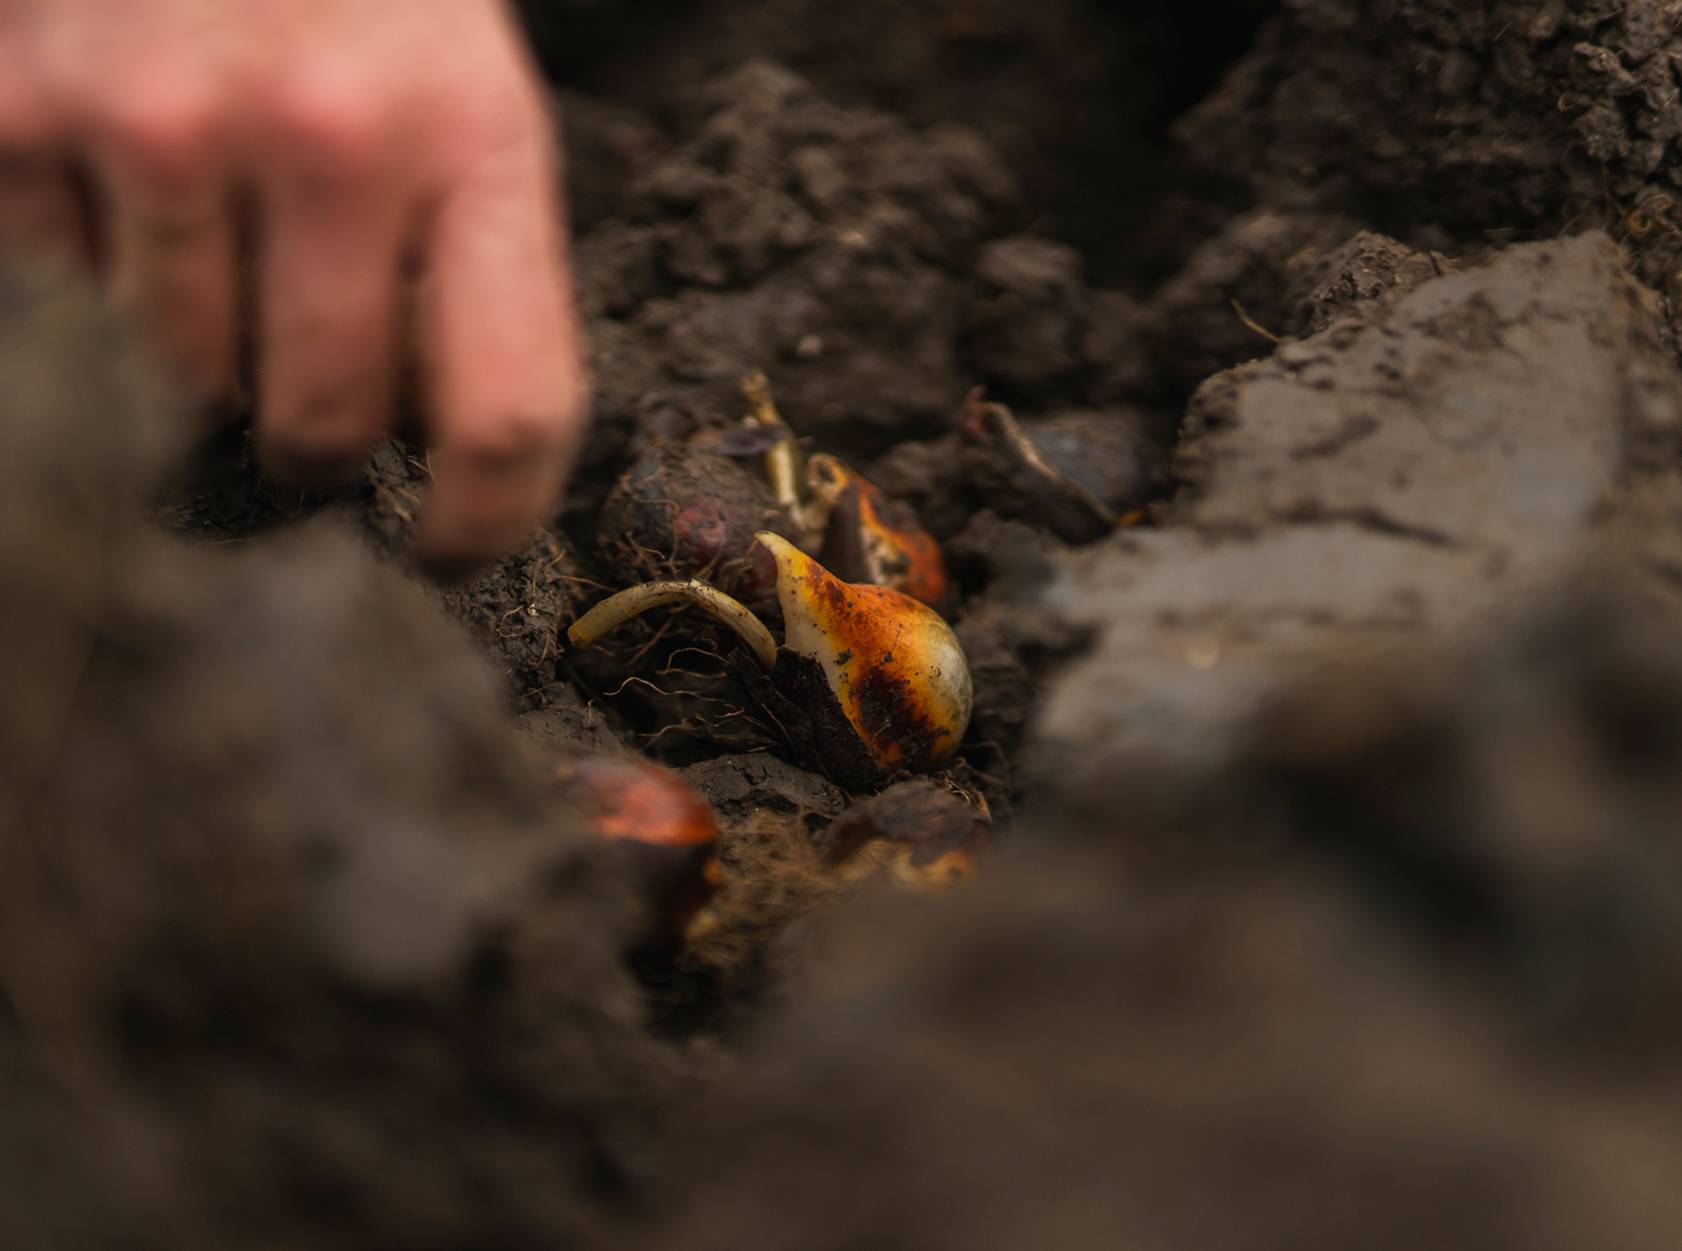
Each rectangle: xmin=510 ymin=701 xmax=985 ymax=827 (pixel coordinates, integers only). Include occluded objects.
xmin=959 ymin=390 xmax=1164 ymax=542
xmin=596 ymin=443 xmax=785 ymax=610
xmin=805 ymin=454 xmax=949 ymax=606
xmin=757 ymin=531 xmax=971 ymax=775
xmin=554 ymin=752 xmax=722 ymax=944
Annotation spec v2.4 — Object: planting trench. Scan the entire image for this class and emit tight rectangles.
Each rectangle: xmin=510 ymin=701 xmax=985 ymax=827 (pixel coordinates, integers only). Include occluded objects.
xmin=8 ymin=3 xmax=1682 ymax=1246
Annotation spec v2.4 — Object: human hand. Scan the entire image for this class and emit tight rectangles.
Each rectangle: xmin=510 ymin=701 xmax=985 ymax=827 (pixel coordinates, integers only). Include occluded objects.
xmin=0 ymin=0 xmax=588 ymax=566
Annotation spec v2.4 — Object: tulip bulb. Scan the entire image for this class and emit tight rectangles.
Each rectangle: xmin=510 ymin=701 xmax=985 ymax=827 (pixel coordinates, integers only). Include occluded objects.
xmin=806 ymin=454 xmax=948 ymax=605
xmin=553 ymin=752 xmax=723 ymax=943
xmin=823 ymin=778 xmax=991 ymax=891
xmin=738 ymin=371 xmax=947 ymax=603
xmin=756 ymin=531 xmax=970 ymax=774
xmin=958 ymin=388 xmax=1162 ymax=542
xmin=561 ymin=754 xmax=721 ymax=850
xmin=564 ymin=539 xmax=973 ymax=783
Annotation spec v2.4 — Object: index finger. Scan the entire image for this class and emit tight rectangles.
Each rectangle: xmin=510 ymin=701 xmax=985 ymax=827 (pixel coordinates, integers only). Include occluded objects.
xmin=413 ymin=110 xmax=588 ymax=571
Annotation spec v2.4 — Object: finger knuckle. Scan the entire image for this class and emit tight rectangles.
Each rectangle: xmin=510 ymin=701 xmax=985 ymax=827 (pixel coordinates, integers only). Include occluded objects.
xmin=459 ymin=410 xmax=554 ymax=463
xmin=441 ymin=82 xmax=553 ymax=171
xmin=265 ymin=72 xmax=390 ymax=176
xmin=0 ymin=42 xmax=53 ymax=145
xmin=465 ymin=387 xmax=587 ymax=465
xmin=0 ymin=90 xmax=52 ymax=154
xmin=88 ymin=78 xmax=218 ymax=181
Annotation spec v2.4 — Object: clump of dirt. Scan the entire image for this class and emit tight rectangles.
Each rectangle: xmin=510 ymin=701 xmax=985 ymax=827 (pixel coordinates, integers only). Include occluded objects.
xmin=958 ymin=236 xmax=1162 ymax=408
xmin=1286 ymin=229 xmax=1460 ymax=336
xmin=0 ymin=272 xmax=687 ymax=1250
xmin=1030 ymin=233 xmax=1682 ymax=812
xmin=519 ymin=688 xmax=624 ymax=755
xmin=816 ymin=777 xmax=990 ymax=885
xmin=1240 ymin=585 xmax=1682 ymax=1055
xmin=356 ymin=441 xmax=597 ymax=708
xmin=566 ymin=747 xmax=865 ymax=1041
xmin=528 ymin=0 xmax=1278 ymax=286
xmin=552 ymin=87 xmax=669 ymax=233
xmin=627 ymin=812 xmax=1682 ymax=1251
xmin=672 ymin=752 xmax=851 ymax=1019
xmin=571 ymin=58 xmax=1019 ymax=481
xmin=0 ymin=1040 xmax=150 ymax=1249
xmin=1130 ymin=208 xmax=1360 ymax=400
xmin=435 ymin=529 xmax=587 ymax=706
xmin=1179 ymin=1 xmax=1682 ymax=300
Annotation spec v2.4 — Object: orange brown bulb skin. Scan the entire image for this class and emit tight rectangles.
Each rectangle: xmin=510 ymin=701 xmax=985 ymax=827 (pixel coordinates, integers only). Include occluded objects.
xmin=737 ymin=371 xmax=947 ymax=605
xmin=556 ymin=754 xmax=721 ymax=943
xmin=565 ymin=755 xmax=720 ymax=849
xmin=562 ymin=533 xmax=972 ymax=784
xmin=808 ymin=454 xmax=948 ymax=606
xmin=897 ymin=843 xmax=982 ymax=890
xmin=757 ymin=531 xmax=971 ymax=774
xmin=850 ymin=479 xmax=947 ymax=605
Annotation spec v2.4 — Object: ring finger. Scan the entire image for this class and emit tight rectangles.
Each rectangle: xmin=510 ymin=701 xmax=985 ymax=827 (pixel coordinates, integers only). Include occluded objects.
xmin=85 ymin=94 xmax=239 ymax=403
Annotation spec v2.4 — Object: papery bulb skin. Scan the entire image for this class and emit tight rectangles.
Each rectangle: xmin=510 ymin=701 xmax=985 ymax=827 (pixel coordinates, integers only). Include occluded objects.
xmin=756 ymin=532 xmax=971 ymax=774
xmin=807 ymin=454 xmax=949 ymax=606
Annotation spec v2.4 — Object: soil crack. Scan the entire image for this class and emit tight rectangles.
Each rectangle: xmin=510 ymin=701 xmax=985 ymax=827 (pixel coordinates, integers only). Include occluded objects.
xmin=1277 ymin=506 xmax=1464 ymax=550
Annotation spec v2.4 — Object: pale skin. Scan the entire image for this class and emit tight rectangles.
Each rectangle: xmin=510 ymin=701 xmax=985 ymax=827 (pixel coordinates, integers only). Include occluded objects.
xmin=0 ymin=0 xmax=589 ymax=567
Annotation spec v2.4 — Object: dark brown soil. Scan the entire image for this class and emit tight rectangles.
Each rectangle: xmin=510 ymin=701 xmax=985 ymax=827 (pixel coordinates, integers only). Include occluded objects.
xmin=526 ymin=0 xmax=1277 ymax=286
xmin=11 ymin=3 xmax=1682 ymax=1246
xmin=0 ymin=273 xmax=684 ymax=1249
xmin=1180 ymin=2 xmax=1682 ymax=288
